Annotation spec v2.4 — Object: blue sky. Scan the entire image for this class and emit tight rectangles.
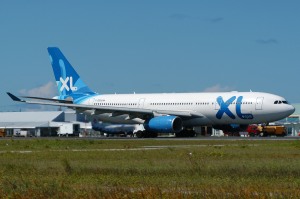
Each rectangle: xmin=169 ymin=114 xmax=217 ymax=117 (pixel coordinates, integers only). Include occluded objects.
xmin=0 ymin=1 xmax=299 ymax=111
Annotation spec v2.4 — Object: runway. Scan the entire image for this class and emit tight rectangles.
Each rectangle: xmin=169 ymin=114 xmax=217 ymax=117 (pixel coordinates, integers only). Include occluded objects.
xmin=1 ymin=136 xmax=300 ymax=141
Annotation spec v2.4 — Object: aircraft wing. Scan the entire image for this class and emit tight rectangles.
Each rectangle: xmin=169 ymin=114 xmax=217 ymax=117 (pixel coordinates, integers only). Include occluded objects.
xmin=7 ymin=92 xmax=204 ymax=119
xmin=20 ymin=95 xmax=73 ymax=104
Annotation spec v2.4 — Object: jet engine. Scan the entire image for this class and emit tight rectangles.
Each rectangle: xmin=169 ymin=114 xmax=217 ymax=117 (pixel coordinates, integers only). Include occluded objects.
xmin=144 ymin=115 xmax=182 ymax=133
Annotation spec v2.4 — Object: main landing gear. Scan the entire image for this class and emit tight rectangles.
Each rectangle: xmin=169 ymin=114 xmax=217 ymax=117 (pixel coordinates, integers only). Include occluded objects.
xmin=135 ymin=131 xmax=158 ymax=138
xmin=175 ymin=129 xmax=196 ymax=137
xmin=135 ymin=129 xmax=196 ymax=138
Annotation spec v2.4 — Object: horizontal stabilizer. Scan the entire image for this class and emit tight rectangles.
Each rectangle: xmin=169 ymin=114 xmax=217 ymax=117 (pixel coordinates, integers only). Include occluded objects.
xmin=6 ymin=92 xmax=24 ymax=102
xmin=21 ymin=96 xmax=73 ymax=104
xmin=7 ymin=92 xmax=74 ymax=104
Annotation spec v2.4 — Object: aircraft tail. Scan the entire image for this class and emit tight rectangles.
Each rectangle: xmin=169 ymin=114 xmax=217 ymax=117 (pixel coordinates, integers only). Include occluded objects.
xmin=47 ymin=47 xmax=97 ymax=103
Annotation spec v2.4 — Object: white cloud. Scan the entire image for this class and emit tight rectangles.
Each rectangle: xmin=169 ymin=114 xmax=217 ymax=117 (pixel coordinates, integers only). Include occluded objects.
xmin=19 ymin=81 xmax=57 ymax=97
xmin=16 ymin=81 xmax=59 ymax=111
xmin=203 ymin=84 xmax=235 ymax=92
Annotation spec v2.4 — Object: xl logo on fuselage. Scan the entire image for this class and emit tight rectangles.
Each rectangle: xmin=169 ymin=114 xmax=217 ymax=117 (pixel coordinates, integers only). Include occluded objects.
xmin=60 ymin=77 xmax=77 ymax=92
xmin=216 ymin=96 xmax=253 ymax=120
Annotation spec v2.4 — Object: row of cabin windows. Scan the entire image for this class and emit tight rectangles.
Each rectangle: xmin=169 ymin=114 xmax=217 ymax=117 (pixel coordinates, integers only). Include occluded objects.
xmin=228 ymin=102 xmax=253 ymax=105
xmin=93 ymin=101 xmax=254 ymax=106
xmin=94 ymin=103 xmax=137 ymax=106
xmin=94 ymin=102 xmax=207 ymax=106
xmin=150 ymin=102 xmax=194 ymax=106
xmin=150 ymin=102 xmax=253 ymax=106
xmin=196 ymin=102 xmax=210 ymax=105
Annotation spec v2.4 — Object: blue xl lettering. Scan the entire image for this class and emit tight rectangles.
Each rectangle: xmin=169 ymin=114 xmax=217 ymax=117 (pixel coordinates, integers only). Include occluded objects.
xmin=216 ymin=96 xmax=236 ymax=119
xmin=236 ymin=96 xmax=253 ymax=119
xmin=216 ymin=96 xmax=254 ymax=120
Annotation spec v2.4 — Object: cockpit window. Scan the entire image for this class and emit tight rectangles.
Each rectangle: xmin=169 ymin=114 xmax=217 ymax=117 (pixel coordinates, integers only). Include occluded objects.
xmin=274 ymin=100 xmax=289 ymax=104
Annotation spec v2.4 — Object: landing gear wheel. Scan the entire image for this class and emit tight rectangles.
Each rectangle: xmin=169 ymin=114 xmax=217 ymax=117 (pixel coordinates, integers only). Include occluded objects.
xmin=136 ymin=131 xmax=143 ymax=138
xmin=176 ymin=129 xmax=196 ymax=137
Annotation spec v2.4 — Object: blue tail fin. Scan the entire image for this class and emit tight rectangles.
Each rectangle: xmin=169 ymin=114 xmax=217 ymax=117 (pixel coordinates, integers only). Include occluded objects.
xmin=47 ymin=47 xmax=97 ymax=102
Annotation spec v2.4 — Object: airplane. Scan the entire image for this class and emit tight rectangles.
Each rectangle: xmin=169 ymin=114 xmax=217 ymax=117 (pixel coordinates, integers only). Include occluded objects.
xmin=91 ymin=119 xmax=143 ymax=137
xmin=7 ymin=47 xmax=295 ymax=138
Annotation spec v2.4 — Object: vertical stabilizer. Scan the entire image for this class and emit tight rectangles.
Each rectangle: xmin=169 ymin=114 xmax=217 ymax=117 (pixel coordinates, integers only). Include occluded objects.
xmin=47 ymin=47 xmax=97 ymax=102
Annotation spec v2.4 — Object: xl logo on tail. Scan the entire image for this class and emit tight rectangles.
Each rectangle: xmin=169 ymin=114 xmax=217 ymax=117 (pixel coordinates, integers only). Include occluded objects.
xmin=60 ymin=77 xmax=77 ymax=92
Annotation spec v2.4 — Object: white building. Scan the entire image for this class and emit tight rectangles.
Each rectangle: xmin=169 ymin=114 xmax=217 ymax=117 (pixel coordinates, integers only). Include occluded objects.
xmin=0 ymin=110 xmax=92 ymax=137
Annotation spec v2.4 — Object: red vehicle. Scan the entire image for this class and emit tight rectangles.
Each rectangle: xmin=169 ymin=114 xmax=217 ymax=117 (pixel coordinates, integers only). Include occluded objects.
xmin=247 ymin=125 xmax=261 ymax=136
xmin=247 ymin=124 xmax=286 ymax=137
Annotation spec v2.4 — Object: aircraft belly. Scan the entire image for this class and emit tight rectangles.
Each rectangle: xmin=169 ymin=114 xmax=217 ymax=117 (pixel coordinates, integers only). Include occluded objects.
xmin=208 ymin=116 xmax=253 ymax=125
xmin=183 ymin=117 xmax=213 ymax=126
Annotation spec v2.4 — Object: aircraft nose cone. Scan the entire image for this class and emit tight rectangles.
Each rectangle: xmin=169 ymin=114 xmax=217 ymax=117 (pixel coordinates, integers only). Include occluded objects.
xmin=289 ymin=105 xmax=296 ymax=115
xmin=283 ymin=105 xmax=296 ymax=117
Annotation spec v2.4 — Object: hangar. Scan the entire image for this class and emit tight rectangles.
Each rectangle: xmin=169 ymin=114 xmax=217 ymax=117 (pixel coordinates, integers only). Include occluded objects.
xmin=0 ymin=110 xmax=92 ymax=137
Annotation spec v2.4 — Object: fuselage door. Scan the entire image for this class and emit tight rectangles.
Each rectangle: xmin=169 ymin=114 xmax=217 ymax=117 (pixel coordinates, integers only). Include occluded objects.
xmin=255 ymin=97 xmax=264 ymax=110
xmin=89 ymin=98 xmax=95 ymax=105
xmin=138 ymin=98 xmax=145 ymax=108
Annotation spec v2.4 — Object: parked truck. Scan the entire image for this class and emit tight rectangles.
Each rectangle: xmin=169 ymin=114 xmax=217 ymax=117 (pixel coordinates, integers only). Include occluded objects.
xmin=13 ymin=129 xmax=29 ymax=137
xmin=247 ymin=125 xmax=286 ymax=137
xmin=57 ymin=123 xmax=80 ymax=137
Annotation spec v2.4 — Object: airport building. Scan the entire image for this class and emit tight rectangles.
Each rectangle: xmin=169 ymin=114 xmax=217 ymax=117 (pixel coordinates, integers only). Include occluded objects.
xmin=0 ymin=104 xmax=299 ymax=137
xmin=0 ymin=110 xmax=93 ymax=137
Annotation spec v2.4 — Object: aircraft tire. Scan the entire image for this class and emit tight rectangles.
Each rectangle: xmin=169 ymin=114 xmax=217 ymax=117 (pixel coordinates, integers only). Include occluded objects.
xmin=136 ymin=131 xmax=143 ymax=138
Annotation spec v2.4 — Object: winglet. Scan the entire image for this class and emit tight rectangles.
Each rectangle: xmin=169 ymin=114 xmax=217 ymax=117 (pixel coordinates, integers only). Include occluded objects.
xmin=7 ymin=92 xmax=24 ymax=102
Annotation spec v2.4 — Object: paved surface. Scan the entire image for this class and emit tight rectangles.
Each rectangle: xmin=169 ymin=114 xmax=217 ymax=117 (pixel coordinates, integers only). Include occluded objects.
xmin=1 ymin=136 xmax=300 ymax=140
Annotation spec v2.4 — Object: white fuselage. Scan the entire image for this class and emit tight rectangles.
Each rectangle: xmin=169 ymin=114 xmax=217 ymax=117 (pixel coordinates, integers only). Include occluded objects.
xmin=82 ymin=91 xmax=295 ymax=127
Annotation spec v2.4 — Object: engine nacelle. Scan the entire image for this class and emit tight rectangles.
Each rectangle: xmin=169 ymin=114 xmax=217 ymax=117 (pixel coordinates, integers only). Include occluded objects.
xmin=144 ymin=116 xmax=182 ymax=133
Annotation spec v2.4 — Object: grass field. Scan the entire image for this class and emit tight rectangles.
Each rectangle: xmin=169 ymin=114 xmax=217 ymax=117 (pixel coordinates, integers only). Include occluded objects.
xmin=0 ymin=138 xmax=299 ymax=198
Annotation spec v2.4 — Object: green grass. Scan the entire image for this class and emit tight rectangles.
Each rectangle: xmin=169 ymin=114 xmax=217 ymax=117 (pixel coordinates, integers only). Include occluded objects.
xmin=0 ymin=138 xmax=299 ymax=198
